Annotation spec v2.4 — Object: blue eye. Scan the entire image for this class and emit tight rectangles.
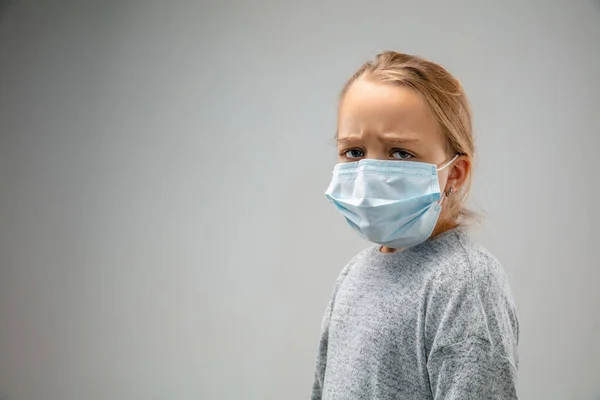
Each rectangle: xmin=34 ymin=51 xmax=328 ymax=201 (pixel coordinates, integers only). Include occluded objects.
xmin=391 ymin=150 xmax=413 ymax=160
xmin=344 ymin=149 xmax=364 ymax=159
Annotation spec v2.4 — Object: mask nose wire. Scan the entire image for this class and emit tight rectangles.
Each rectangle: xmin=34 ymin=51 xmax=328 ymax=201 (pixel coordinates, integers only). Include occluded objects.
xmin=437 ymin=153 xmax=460 ymax=206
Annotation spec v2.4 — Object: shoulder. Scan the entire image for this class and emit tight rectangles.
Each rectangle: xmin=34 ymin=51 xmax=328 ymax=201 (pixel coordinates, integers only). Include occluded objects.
xmin=429 ymin=228 xmax=512 ymax=296
xmin=332 ymin=246 xmax=374 ymax=288
xmin=427 ymin=229 xmax=518 ymax=331
xmin=424 ymin=228 xmax=519 ymax=365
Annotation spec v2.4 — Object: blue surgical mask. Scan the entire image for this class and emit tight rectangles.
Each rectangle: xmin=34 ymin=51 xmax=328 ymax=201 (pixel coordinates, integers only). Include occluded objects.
xmin=325 ymin=155 xmax=458 ymax=249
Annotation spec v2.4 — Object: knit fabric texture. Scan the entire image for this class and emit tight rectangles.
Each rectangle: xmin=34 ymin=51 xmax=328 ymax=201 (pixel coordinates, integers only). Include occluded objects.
xmin=311 ymin=228 xmax=519 ymax=399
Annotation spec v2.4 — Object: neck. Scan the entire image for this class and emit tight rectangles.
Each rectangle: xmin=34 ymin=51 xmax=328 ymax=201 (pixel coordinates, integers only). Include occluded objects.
xmin=431 ymin=218 xmax=458 ymax=238
xmin=379 ymin=219 xmax=458 ymax=254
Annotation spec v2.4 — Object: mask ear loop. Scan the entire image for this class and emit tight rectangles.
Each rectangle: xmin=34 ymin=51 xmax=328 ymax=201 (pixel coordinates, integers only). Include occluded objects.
xmin=436 ymin=153 xmax=459 ymax=172
xmin=437 ymin=153 xmax=459 ymax=206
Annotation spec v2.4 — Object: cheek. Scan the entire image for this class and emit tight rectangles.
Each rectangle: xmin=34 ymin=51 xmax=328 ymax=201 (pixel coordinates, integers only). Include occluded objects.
xmin=437 ymin=170 xmax=449 ymax=191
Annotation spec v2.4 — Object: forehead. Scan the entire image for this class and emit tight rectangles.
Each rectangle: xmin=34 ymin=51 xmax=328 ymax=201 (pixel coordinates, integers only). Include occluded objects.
xmin=338 ymin=78 xmax=441 ymax=143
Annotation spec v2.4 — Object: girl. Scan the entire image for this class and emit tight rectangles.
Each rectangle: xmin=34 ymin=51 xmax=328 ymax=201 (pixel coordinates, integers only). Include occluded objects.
xmin=311 ymin=52 xmax=519 ymax=399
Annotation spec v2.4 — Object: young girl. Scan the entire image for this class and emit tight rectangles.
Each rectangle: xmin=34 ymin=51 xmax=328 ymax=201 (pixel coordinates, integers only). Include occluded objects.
xmin=311 ymin=52 xmax=519 ymax=399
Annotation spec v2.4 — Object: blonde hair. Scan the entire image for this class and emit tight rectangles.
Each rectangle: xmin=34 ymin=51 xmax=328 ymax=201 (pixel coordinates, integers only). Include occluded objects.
xmin=340 ymin=51 xmax=477 ymax=223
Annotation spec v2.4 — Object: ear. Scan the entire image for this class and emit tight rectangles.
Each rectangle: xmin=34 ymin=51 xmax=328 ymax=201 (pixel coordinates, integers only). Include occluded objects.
xmin=445 ymin=155 xmax=471 ymax=193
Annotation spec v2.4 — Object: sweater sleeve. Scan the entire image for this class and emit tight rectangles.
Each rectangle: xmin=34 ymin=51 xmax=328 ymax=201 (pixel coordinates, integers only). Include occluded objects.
xmin=424 ymin=245 xmax=520 ymax=400
xmin=427 ymin=336 xmax=518 ymax=399
xmin=310 ymin=250 xmax=365 ymax=400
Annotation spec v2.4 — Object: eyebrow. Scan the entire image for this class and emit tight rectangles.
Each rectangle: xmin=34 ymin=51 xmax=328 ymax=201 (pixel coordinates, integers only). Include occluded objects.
xmin=337 ymin=136 xmax=420 ymax=147
xmin=337 ymin=137 xmax=362 ymax=147
xmin=381 ymin=136 xmax=421 ymax=146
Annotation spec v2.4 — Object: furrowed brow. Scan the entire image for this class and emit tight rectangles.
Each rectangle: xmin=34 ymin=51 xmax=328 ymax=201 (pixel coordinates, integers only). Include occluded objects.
xmin=380 ymin=136 xmax=420 ymax=146
xmin=337 ymin=137 xmax=363 ymax=147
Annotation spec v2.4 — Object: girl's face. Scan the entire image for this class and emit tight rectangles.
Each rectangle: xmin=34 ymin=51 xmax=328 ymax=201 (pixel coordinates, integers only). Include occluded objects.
xmin=337 ymin=78 xmax=469 ymax=231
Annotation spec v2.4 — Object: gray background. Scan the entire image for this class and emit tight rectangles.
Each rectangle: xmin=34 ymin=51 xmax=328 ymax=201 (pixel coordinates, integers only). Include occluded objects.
xmin=1 ymin=1 xmax=599 ymax=399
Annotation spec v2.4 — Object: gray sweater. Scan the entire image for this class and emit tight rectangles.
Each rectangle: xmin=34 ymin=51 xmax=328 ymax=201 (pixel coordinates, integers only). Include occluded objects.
xmin=311 ymin=228 xmax=519 ymax=399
